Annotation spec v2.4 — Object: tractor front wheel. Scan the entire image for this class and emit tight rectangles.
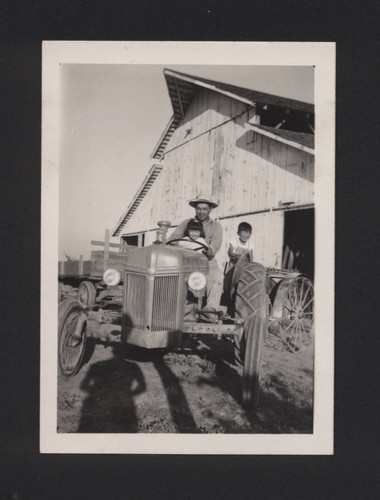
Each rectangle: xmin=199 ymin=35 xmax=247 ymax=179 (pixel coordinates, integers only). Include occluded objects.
xmin=58 ymin=298 xmax=88 ymax=378
xmin=234 ymin=261 xmax=268 ymax=409
xmin=77 ymin=280 xmax=96 ymax=307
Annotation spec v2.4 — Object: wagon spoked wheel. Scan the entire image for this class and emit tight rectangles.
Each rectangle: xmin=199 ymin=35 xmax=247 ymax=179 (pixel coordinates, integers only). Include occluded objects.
xmin=58 ymin=299 xmax=88 ymax=378
xmin=272 ymin=276 xmax=314 ymax=353
xmin=77 ymin=280 xmax=96 ymax=307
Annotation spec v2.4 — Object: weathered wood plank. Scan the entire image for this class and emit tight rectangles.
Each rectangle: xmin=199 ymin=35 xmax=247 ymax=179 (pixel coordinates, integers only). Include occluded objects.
xmin=91 ymin=250 xmax=130 ymax=275
xmin=91 ymin=240 xmax=125 ymax=248
xmin=78 ymin=255 xmax=83 ymax=275
xmin=58 ymin=260 xmax=92 ymax=277
xmin=103 ymin=229 xmax=110 ymax=272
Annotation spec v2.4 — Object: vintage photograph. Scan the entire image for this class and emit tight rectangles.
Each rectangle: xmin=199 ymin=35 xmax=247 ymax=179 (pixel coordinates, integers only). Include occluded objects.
xmin=41 ymin=42 xmax=334 ymax=454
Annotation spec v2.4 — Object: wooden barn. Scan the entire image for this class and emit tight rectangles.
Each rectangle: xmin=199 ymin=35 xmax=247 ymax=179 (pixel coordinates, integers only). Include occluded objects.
xmin=112 ymin=69 xmax=315 ymax=277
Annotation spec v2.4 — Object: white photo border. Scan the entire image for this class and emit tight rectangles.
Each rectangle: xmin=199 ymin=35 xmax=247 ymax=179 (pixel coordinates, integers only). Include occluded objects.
xmin=41 ymin=41 xmax=335 ymax=454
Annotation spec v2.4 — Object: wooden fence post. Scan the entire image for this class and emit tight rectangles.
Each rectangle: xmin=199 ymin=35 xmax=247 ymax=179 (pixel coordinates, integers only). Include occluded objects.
xmin=79 ymin=254 xmax=83 ymax=275
xmin=103 ymin=229 xmax=110 ymax=272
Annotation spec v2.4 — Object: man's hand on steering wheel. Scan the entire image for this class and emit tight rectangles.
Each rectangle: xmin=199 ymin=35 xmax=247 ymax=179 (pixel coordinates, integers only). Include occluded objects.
xmin=201 ymin=246 xmax=214 ymax=259
xmin=166 ymin=238 xmax=209 ymax=252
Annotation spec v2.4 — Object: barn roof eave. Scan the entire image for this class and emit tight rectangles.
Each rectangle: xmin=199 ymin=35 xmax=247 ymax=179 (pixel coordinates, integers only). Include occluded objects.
xmin=111 ymin=163 xmax=163 ymax=237
xmin=163 ymin=68 xmax=314 ymax=114
xmin=151 ymin=114 xmax=181 ymax=160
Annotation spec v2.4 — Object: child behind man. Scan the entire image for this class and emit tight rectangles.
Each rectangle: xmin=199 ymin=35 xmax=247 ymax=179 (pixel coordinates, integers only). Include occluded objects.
xmin=178 ymin=218 xmax=208 ymax=252
xmin=227 ymin=221 xmax=254 ymax=265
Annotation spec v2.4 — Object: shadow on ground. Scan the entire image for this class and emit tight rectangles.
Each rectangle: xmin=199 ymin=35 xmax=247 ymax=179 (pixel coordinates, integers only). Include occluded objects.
xmin=190 ymin=335 xmax=313 ymax=433
xmin=123 ymin=344 xmax=200 ymax=433
xmin=63 ymin=334 xmax=312 ymax=434
xmin=152 ymin=356 xmax=199 ymax=433
xmin=78 ymin=344 xmax=146 ymax=433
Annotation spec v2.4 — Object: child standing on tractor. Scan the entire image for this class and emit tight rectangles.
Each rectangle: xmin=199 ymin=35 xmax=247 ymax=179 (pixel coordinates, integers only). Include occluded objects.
xmin=223 ymin=222 xmax=255 ymax=299
xmin=178 ymin=219 xmax=208 ymax=252
xmin=227 ymin=222 xmax=254 ymax=267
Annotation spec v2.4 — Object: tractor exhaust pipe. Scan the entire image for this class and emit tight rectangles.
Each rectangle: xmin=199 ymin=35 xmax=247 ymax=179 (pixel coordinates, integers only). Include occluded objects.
xmin=155 ymin=220 xmax=171 ymax=244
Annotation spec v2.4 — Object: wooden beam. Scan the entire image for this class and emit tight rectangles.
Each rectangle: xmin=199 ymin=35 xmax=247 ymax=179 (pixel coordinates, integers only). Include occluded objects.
xmin=272 ymin=203 xmax=314 ymax=212
xmin=164 ymin=69 xmax=256 ymax=107
xmin=103 ymin=229 xmax=110 ymax=272
xmin=91 ymin=240 xmax=125 ymax=248
xmin=167 ymin=79 xmax=194 ymax=91
xmin=274 ymin=119 xmax=286 ymax=129
xmin=247 ymin=107 xmax=260 ymax=125
xmin=174 ymin=77 xmax=185 ymax=118
xmin=246 ymin=124 xmax=315 ymax=155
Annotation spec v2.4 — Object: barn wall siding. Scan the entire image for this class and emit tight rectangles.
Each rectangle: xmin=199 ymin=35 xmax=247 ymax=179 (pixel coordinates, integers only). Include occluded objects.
xmin=121 ymin=88 xmax=313 ymax=265
xmin=165 ymin=88 xmax=249 ymax=153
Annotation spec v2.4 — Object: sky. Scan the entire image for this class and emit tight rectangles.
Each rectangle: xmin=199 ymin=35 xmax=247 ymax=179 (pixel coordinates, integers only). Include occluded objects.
xmin=59 ymin=64 xmax=314 ymax=260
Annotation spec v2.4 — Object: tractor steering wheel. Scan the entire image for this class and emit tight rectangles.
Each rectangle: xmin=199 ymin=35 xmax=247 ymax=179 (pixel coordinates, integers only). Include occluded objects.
xmin=166 ymin=238 xmax=209 ymax=252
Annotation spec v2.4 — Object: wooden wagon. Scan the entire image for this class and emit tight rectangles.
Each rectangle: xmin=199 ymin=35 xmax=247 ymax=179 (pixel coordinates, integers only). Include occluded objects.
xmin=58 ymin=229 xmax=130 ymax=307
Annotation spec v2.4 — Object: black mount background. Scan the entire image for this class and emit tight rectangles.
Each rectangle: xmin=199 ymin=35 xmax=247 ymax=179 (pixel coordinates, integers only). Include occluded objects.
xmin=1 ymin=1 xmax=379 ymax=498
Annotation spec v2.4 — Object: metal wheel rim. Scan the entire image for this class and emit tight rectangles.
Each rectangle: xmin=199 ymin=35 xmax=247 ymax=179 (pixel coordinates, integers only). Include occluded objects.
xmin=280 ymin=277 xmax=314 ymax=353
xmin=78 ymin=286 xmax=89 ymax=306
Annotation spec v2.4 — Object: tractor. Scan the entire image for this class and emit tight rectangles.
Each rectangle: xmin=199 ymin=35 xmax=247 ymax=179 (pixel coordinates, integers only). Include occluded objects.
xmin=58 ymin=221 xmax=314 ymax=409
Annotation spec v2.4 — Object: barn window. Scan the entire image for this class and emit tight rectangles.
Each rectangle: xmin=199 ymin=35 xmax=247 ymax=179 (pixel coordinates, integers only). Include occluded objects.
xmin=257 ymin=104 xmax=314 ymax=134
xmin=122 ymin=233 xmax=145 ymax=247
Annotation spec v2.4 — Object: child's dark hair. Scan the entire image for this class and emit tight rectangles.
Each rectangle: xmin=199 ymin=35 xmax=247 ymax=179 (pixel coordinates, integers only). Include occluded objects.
xmin=238 ymin=222 xmax=252 ymax=233
xmin=185 ymin=218 xmax=205 ymax=238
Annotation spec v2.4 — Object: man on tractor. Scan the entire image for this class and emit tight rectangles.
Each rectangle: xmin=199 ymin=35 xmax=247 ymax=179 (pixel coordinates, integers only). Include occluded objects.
xmin=58 ymin=195 xmax=269 ymax=409
xmin=166 ymin=194 xmax=224 ymax=312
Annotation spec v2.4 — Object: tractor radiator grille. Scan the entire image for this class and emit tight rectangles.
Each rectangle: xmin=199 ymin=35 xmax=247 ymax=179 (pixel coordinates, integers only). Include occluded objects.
xmin=125 ymin=273 xmax=147 ymax=329
xmin=152 ymin=275 xmax=179 ymax=331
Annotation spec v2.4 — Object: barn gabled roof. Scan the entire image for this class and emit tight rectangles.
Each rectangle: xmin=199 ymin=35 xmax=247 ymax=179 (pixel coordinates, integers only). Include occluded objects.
xmin=115 ymin=71 xmax=314 ymax=236
xmin=152 ymin=68 xmax=314 ymax=159
xmin=112 ymin=164 xmax=163 ymax=237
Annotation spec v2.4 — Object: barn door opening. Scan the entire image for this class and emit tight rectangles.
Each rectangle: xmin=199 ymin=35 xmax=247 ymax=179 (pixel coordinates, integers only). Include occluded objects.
xmin=282 ymin=208 xmax=314 ymax=278
xmin=122 ymin=233 xmax=145 ymax=247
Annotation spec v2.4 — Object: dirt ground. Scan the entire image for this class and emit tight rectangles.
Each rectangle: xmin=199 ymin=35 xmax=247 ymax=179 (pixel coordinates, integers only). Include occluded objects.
xmin=57 ymin=331 xmax=313 ymax=434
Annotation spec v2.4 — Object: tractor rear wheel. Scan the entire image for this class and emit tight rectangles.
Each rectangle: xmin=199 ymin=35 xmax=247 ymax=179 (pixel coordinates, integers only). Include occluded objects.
xmin=234 ymin=261 xmax=268 ymax=409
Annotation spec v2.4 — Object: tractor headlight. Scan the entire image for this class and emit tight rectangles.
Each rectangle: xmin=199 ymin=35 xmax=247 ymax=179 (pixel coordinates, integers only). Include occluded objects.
xmin=103 ymin=268 xmax=121 ymax=287
xmin=188 ymin=272 xmax=207 ymax=292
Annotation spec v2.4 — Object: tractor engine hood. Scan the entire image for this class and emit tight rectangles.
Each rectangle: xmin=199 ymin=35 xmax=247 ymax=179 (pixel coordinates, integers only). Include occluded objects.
xmin=125 ymin=244 xmax=209 ymax=276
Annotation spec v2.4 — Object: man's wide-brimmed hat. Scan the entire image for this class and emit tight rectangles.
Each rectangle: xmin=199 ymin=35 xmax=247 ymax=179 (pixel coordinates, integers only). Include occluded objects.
xmin=189 ymin=193 xmax=218 ymax=209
